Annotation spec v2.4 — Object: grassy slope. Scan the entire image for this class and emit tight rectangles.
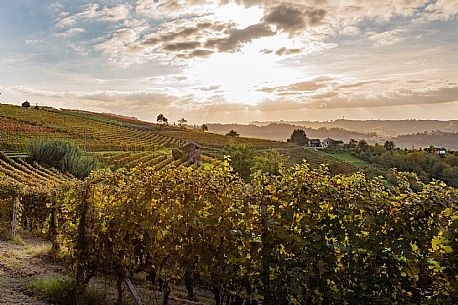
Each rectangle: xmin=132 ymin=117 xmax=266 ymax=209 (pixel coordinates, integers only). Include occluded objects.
xmin=322 ymin=151 xmax=369 ymax=168
xmin=282 ymin=147 xmax=360 ymax=173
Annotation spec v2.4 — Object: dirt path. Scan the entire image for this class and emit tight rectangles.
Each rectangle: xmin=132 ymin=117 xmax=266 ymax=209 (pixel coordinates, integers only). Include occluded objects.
xmin=0 ymin=231 xmax=62 ymax=305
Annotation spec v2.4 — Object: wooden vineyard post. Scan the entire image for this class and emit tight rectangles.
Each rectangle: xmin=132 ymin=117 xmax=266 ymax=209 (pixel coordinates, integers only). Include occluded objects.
xmin=124 ymin=278 xmax=144 ymax=305
xmin=11 ymin=197 xmax=19 ymax=240
xmin=261 ymin=201 xmax=271 ymax=305
xmin=50 ymin=197 xmax=60 ymax=253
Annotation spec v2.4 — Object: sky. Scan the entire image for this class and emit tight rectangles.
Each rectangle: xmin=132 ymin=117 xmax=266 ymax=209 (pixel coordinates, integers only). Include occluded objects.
xmin=0 ymin=0 xmax=457 ymax=124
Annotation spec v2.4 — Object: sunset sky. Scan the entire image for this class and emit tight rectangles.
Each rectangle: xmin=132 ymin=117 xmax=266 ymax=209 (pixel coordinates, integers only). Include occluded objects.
xmin=0 ymin=0 xmax=457 ymax=124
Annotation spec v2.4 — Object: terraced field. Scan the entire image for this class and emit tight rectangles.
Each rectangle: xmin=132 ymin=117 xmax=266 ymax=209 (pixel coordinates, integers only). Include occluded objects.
xmin=0 ymin=104 xmax=186 ymax=151
xmin=0 ymin=104 xmax=287 ymax=152
xmin=0 ymin=152 xmax=72 ymax=187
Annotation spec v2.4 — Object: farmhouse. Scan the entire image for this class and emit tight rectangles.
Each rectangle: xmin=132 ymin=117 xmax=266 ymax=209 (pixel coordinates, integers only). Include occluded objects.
xmin=308 ymin=139 xmax=322 ymax=148
xmin=427 ymin=147 xmax=447 ymax=158
xmin=322 ymin=138 xmax=333 ymax=149
xmin=437 ymin=148 xmax=447 ymax=158
xmin=322 ymin=138 xmax=345 ymax=150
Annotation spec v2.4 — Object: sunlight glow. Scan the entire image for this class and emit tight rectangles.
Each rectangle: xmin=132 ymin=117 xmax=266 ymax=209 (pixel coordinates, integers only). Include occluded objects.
xmin=184 ymin=42 xmax=304 ymax=104
xmin=212 ymin=3 xmax=264 ymax=27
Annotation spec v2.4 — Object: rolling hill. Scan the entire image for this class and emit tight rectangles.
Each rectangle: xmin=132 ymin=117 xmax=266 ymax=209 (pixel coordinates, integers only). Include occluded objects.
xmin=0 ymin=103 xmax=362 ymax=178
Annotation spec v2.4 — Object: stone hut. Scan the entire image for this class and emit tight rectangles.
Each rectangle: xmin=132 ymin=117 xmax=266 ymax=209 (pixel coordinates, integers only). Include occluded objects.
xmin=173 ymin=142 xmax=202 ymax=163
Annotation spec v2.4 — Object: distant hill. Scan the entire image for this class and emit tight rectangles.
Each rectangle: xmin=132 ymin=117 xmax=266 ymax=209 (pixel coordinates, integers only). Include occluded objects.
xmin=208 ymin=120 xmax=458 ymax=150
xmin=207 ymin=123 xmax=371 ymax=143
xmin=394 ymin=131 xmax=458 ymax=150
xmin=252 ymin=119 xmax=458 ymax=137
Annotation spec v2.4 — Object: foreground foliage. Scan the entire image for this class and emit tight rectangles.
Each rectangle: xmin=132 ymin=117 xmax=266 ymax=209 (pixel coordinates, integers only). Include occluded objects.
xmin=54 ymin=163 xmax=457 ymax=304
xmin=1 ymin=162 xmax=457 ymax=304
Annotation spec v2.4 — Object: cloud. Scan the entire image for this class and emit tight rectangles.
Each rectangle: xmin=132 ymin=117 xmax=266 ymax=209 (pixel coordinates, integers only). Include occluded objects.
xmin=87 ymin=0 xmax=457 ymax=65
xmin=263 ymin=5 xmax=326 ymax=34
xmin=95 ymin=21 xmax=150 ymax=65
xmin=144 ymin=27 xmax=200 ymax=45
xmin=25 ymin=39 xmax=44 ymax=45
xmin=258 ymin=77 xmax=331 ymax=94
xmin=309 ymin=85 xmax=458 ymax=109
xmin=198 ymin=85 xmax=221 ymax=91
xmin=135 ymin=0 xmax=211 ymax=19
xmin=55 ymin=27 xmax=86 ymax=38
xmin=368 ymin=29 xmax=406 ymax=46
xmin=56 ymin=3 xmax=131 ymax=28
xmin=340 ymin=25 xmax=361 ymax=36
xmin=5 ymin=80 xmax=458 ymax=123
xmin=421 ymin=0 xmax=458 ymax=22
xmin=142 ymin=20 xmax=233 ymax=46
xmin=176 ymin=49 xmax=214 ymax=59
xmin=337 ymin=80 xmax=386 ymax=89
xmin=48 ymin=1 xmax=64 ymax=13
xmin=164 ymin=41 xmax=202 ymax=51
xmin=275 ymin=47 xmax=301 ymax=56
xmin=7 ymin=85 xmax=190 ymax=115
xmin=244 ymin=84 xmax=458 ymax=116
xmin=204 ymin=23 xmax=275 ymax=51
xmin=54 ymin=0 xmax=458 ymax=64
xmin=139 ymin=20 xmax=275 ymax=58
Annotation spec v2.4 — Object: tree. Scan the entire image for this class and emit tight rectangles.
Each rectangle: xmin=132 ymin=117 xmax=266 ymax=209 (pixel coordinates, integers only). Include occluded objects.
xmin=384 ymin=140 xmax=396 ymax=151
xmin=223 ymin=144 xmax=254 ymax=180
xmin=22 ymin=101 xmax=30 ymax=107
xmin=226 ymin=130 xmax=239 ymax=137
xmin=358 ymin=139 xmax=369 ymax=152
xmin=252 ymin=149 xmax=287 ymax=176
xmin=348 ymin=139 xmax=358 ymax=150
xmin=157 ymin=114 xmax=168 ymax=129
xmin=178 ymin=118 xmax=187 ymax=130
xmin=201 ymin=124 xmax=208 ymax=133
xmin=288 ymin=129 xmax=309 ymax=146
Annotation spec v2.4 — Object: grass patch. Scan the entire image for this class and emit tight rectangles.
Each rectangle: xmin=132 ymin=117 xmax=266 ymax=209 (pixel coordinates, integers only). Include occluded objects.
xmin=23 ymin=243 xmax=50 ymax=256
xmin=12 ymin=234 xmax=27 ymax=246
xmin=324 ymin=152 xmax=369 ymax=168
xmin=31 ymin=276 xmax=74 ymax=303
xmin=31 ymin=276 xmax=107 ymax=305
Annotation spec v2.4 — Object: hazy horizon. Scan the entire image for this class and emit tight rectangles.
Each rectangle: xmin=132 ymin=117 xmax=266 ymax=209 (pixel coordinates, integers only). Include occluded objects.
xmin=1 ymin=0 xmax=457 ymax=124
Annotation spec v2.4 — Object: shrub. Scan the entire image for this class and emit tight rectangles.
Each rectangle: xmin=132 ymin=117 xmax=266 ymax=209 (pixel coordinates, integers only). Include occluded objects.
xmin=27 ymin=139 xmax=98 ymax=179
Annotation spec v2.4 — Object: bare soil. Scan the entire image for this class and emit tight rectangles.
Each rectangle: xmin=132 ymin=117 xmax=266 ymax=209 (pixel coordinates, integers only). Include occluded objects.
xmin=0 ymin=231 xmax=56 ymax=305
